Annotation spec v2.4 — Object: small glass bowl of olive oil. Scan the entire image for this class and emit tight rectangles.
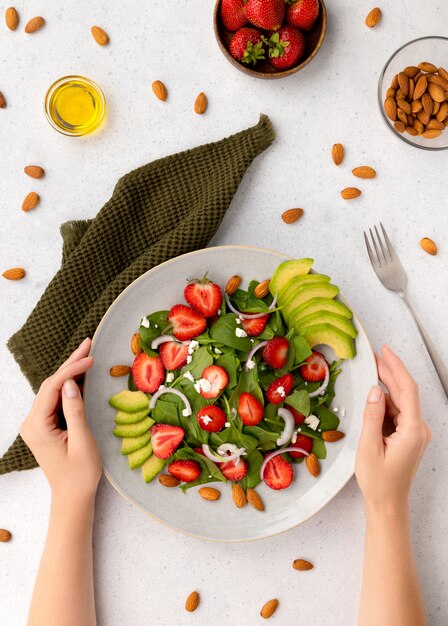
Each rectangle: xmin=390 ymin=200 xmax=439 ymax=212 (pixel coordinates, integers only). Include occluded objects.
xmin=45 ymin=75 xmax=106 ymax=136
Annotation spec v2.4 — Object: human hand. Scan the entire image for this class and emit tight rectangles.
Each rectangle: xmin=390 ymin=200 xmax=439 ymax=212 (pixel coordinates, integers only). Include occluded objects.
xmin=355 ymin=344 xmax=431 ymax=510
xmin=20 ymin=338 xmax=102 ymax=503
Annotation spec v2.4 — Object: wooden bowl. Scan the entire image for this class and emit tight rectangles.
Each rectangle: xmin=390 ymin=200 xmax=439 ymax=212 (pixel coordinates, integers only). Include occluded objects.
xmin=213 ymin=0 xmax=327 ymax=79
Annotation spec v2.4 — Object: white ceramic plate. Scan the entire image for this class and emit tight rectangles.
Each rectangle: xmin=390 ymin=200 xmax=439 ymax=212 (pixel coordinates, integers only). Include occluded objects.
xmin=84 ymin=246 xmax=377 ymax=542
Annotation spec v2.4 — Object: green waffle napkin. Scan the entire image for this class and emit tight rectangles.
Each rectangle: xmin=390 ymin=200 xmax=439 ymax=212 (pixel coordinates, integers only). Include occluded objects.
xmin=0 ymin=114 xmax=275 ymax=475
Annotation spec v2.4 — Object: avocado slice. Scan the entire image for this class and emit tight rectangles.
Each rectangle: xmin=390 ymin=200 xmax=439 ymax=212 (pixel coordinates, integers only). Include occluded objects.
xmin=270 ymin=258 xmax=314 ymax=296
xmin=128 ymin=442 xmax=153 ymax=469
xmin=109 ymin=390 xmax=149 ymax=413
xmin=113 ymin=416 xmax=155 ymax=439
xmin=289 ymin=297 xmax=352 ymax=325
xmin=141 ymin=455 xmax=166 ymax=483
xmin=278 ymin=273 xmax=330 ymax=305
xmin=114 ymin=408 xmax=149 ymax=425
xmin=296 ymin=311 xmax=358 ymax=339
xmin=121 ymin=432 xmax=152 ymax=455
xmin=283 ymin=284 xmax=340 ymax=321
xmin=301 ymin=323 xmax=356 ymax=360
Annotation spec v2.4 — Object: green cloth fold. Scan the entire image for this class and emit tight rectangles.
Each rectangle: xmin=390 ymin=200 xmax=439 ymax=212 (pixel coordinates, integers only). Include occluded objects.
xmin=0 ymin=114 xmax=275 ymax=475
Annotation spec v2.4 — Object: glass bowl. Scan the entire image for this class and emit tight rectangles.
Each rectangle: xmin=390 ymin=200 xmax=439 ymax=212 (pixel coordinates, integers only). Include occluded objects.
xmin=378 ymin=36 xmax=448 ymax=150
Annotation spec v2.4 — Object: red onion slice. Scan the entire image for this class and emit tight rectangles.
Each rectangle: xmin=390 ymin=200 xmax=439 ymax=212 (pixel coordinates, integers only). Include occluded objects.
xmin=202 ymin=444 xmax=245 ymax=464
xmin=150 ymin=334 xmax=178 ymax=350
xmin=276 ymin=408 xmax=296 ymax=446
xmin=149 ymin=387 xmax=192 ymax=416
xmin=224 ymin=293 xmax=278 ymax=320
xmin=260 ymin=446 xmax=310 ymax=480
xmin=245 ymin=341 xmax=268 ymax=370
xmin=308 ymin=361 xmax=330 ymax=398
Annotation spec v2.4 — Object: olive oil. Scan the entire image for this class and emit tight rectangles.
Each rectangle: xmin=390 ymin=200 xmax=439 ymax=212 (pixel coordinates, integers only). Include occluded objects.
xmin=45 ymin=76 xmax=106 ymax=136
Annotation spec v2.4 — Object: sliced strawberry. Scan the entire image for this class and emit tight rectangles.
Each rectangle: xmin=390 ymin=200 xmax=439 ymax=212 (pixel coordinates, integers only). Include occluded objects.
xmin=289 ymin=433 xmax=313 ymax=458
xmin=159 ymin=341 xmax=188 ymax=370
xmin=262 ymin=336 xmax=289 ymax=369
xmin=193 ymin=446 xmax=206 ymax=456
xmin=285 ymin=404 xmax=306 ymax=425
xmin=198 ymin=365 xmax=229 ymax=398
xmin=241 ymin=314 xmax=269 ymax=337
xmin=299 ymin=350 xmax=328 ymax=382
xmin=266 ymin=373 xmax=294 ymax=404
xmin=168 ymin=304 xmax=206 ymax=341
xmin=263 ymin=454 xmax=293 ymax=490
xmin=219 ymin=458 xmax=248 ymax=481
xmin=168 ymin=459 xmax=201 ymax=482
xmin=150 ymin=424 xmax=185 ymax=459
xmin=237 ymin=392 xmax=263 ymax=426
xmin=132 ymin=353 xmax=165 ymax=393
xmin=184 ymin=278 xmax=222 ymax=318
xmin=197 ymin=405 xmax=227 ymax=432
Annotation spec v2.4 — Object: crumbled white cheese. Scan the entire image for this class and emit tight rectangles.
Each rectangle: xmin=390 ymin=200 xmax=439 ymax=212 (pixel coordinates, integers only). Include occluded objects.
xmin=297 ymin=427 xmax=301 ymax=432
xmin=340 ymin=408 xmax=346 ymax=417
xmin=246 ymin=359 xmax=255 ymax=370
xmin=182 ymin=407 xmax=192 ymax=417
xmin=183 ymin=371 xmax=195 ymax=382
xmin=186 ymin=355 xmax=193 ymax=364
xmin=291 ymin=431 xmax=298 ymax=444
xmin=194 ymin=378 xmax=212 ymax=394
xmin=154 ymin=324 xmax=158 ymax=329
xmin=250 ymin=338 xmax=255 ymax=343
xmin=318 ymin=428 xmax=322 ymax=432
xmin=217 ymin=309 xmax=221 ymax=316
xmin=277 ymin=385 xmax=286 ymax=398
xmin=333 ymin=407 xmax=339 ymax=413
xmin=214 ymin=347 xmax=222 ymax=354
xmin=235 ymin=317 xmax=241 ymax=325
xmin=208 ymin=474 xmax=212 ymax=478
xmin=166 ymin=372 xmax=174 ymax=383
xmin=141 ymin=317 xmax=150 ymax=328
xmin=200 ymin=414 xmax=213 ymax=425
xmin=188 ymin=340 xmax=199 ymax=355
xmin=235 ymin=328 xmax=248 ymax=338
xmin=158 ymin=384 xmax=165 ymax=391
xmin=304 ymin=414 xmax=320 ymax=431
xmin=225 ymin=421 xmax=230 ymax=427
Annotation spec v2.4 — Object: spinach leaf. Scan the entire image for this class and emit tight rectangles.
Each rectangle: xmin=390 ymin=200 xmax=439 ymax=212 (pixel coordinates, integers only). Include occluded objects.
xmin=139 ymin=310 xmax=169 ymax=349
xmin=181 ymin=345 xmax=213 ymax=379
xmin=314 ymin=405 xmax=340 ymax=431
xmin=177 ymin=377 xmax=210 ymax=414
xmin=215 ymin=350 xmax=240 ymax=389
xmin=229 ymin=366 xmax=264 ymax=408
xmin=312 ymin=438 xmax=327 ymax=459
xmin=293 ymin=335 xmax=312 ymax=364
xmin=172 ymin=447 xmax=226 ymax=491
xmin=210 ymin=314 xmax=253 ymax=351
xmin=244 ymin=425 xmax=279 ymax=445
xmin=242 ymin=449 xmax=264 ymax=490
xmin=209 ymin=427 xmax=259 ymax=456
xmin=151 ymin=398 xmax=181 ymax=426
xmin=231 ymin=282 xmax=270 ymax=313
xmin=285 ymin=390 xmax=310 ymax=417
xmin=297 ymin=424 xmax=323 ymax=441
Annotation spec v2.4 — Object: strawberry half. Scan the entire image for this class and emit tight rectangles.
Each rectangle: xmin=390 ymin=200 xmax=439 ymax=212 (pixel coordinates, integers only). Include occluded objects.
xmin=287 ymin=0 xmax=320 ymax=31
xmin=289 ymin=433 xmax=313 ymax=459
xmin=198 ymin=365 xmax=229 ymax=398
xmin=285 ymin=404 xmax=306 ymax=425
xmin=168 ymin=459 xmax=201 ymax=482
xmin=246 ymin=0 xmax=285 ymax=30
xmin=168 ymin=304 xmax=206 ymax=341
xmin=299 ymin=350 xmax=328 ymax=382
xmin=262 ymin=336 xmax=289 ymax=369
xmin=131 ymin=353 xmax=165 ymax=393
xmin=219 ymin=458 xmax=248 ymax=481
xmin=184 ymin=277 xmax=222 ymax=318
xmin=150 ymin=424 xmax=185 ymax=459
xmin=263 ymin=454 xmax=294 ymax=490
xmin=159 ymin=341 xmax=188 ymax=370
xmin=221 ymin=0 xmax=248 ymax=31
xmin=197 ymin=405 xmax=227 ymax=432
xmin=238 ymin=392 xmax=264 ymax=426
xmin=241 ymin=314 xmax=269 ymax=336
xmin=266 ymin=373 xmax=294 ymax=404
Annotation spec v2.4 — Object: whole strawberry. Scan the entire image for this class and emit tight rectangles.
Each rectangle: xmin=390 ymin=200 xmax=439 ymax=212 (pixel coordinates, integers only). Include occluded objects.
xmin=230 ymin=27 xmax=265 ymax=65
xmin=246 ymin=0 xmax=285 ymax=31
xmin=287 ymin=0 xmax=320 ymax=32
xmin=267 ymin=26 xmax=305 ymax=70
xmin=221 ymin=0 xmax=248 ymax=31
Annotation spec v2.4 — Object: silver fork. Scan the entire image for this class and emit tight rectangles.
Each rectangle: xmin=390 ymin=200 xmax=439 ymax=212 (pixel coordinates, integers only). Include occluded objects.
xmin=364 ymin=223 xmax=448 ymax=398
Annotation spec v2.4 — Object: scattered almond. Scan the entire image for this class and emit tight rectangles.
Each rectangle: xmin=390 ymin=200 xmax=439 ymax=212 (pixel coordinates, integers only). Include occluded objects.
xmin=352 ymin=166 xmax=376 ymax=179
xmin=341 ymin=187 xmax=361 ymax=199
xmin=281 ymin=208 xmax=304 ymax=224
xmin=24 ymin=165 xmax=45 ymax=179
xmin=254 ymin=279 xmax=270 ymax=299
xmin=5 ymin=7 xmax=19 ymax=31
xmin=2 ymin=268 xmax=25 ymax=280
xmin=232 ymin=483 xmax=247 ymax=508
xmin=225 ymin=274 xmax=241 ymax=295
xmin=109 ymin=365 xmax=131 ymax=377
xmin=21 ymin=191 xmax=40 ymax=212
xmin=292 ymin=558 xmax=314 ymax=571
xmin=331 ymin=143 xmax=344 ymax=165
xmin=246 ymin=488 xmax=264 ymax=511
xmin=260 ymin=599 xmax=279 ymax=620
xmin=0 ymin=91 xmax=6 ymax=108
xmin=185 ymin=591 xmax=200 ymax=613
xmin=198 ymin=486 xmax=220 ymax=501
xmin=419 ymin=237 xmax=437 ymax=256
xmin=0 ymin=529 xmax=12 ymax=542
xmin=131 ymin=332 xmax=142 ymax=355
xmin=91 ymin=25 xmax=109 ymax=46
xmin=25 ymin=16 xmax=45 ymax=33
xmin=322 ymin=430 xmax=345 ymax=442
xmin=418 ymin=61 xmax=437 ymax=74
xmin=306 ymin=453 xmax=320 ymax=477
xmin=152 ymin=80 xmax=167 ymax=101
xmin=365 ymin=7 xmax=381 ymax=28
xmin=158 ymin=474 xmax=180 ymax=488
xmin=194 ymin=92 xmax=207 ymax=114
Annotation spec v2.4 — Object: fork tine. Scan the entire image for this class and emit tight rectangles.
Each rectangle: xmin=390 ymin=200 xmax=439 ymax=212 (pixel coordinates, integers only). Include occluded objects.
xmin=369 ymin=228 xmax=383 ymax=268
xmin=380 ymin=222 xmax=395 ymax=261
xmin=363 ymin=231 xmax=379 ymax=269
xmin=374 ymin=225 xmax=388 ymax=264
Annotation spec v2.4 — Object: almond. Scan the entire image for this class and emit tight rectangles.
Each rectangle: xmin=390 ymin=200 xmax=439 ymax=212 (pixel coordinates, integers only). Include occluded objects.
xmin=292 ymin=558 xmax=314 ymax=571
xmin=395 ymin=88 xmax=405 ymax=101
xmin=198 ymin=487 xmax=220 ymax=501
xmin=385 ymin=87 xmax=395 ymax=98
xmin=152 ymin=80 xmax=167 ymax=101
xmin=194 ymin=92 xmax=207 ymax=114
xmin=408 ymin=78 xmax=414 ymax=99
xmin=254 ymin=279 xmax=270 ymax=299
xmin=418 ymin=61 xmax=437 ymax=74
xmin=5 ymin=7 xmax=18 ymax=31
xmin=406 ymin=125 xmax=418 ymax=136
xmin=426 ymin=119 xmax=444 ymax=130
xmin=411 ymin=99 xmax=422 ymax=113
xmin=341 ymin=187 xmax=361 ymax=200
xmin=322 ymin=430 xmax=345 ymax=442
xmin=0 ymin=529 xmax=12 ymax=542
xmin=331 ymin=143 xmax=344 ymax=165
xmin=22 ymin=191 xmax=39 ymax=212
xmin=109 ymin=365 xmax=131 ymax=377
xmin=260 ymin=599 xmax=279 ymax=620
xmin=397 ymin=98 xmax=411 ymax=115
xmin=428 ymin=74 xmax=448 ymax=91
xmin=0 ymin=91 xmax=6 ymax=108
xmin=185 ymin=591 xmax=200 ymax=613
xmin=397 ymin=108 xmax=407 ymax=125
xmin=131 ymin=332 xmax=142 ymax=355
xmin=225 ymin=274 xmax=241 ymax=295
xmin=433 ymin=101 xmax=440 ymax=116
xmin=390 ymin=74 xmax=399 ymax=89
xmin=428 ymin=82 xmax=445 ymax=103
xmin=420 ymin=237 xmax=437 ymax=256
xmin=352 ymin=166 xmax=376 ymax=179
xmin=421 ymin=129 xmax=442 ymax=139
xmin=232 ymin=483 xmax=247 ymax=508
xmin=413 ymin=75 xmax=427 ymax=101
xmin=306 ymin=453 xmax=320 ymax=477
xmin=25 ymin=16 xmax=45 ymax=33
xmin=397 ymin=72 xmax=409 ymax=96
xmin=91 ymin=25 xmax=109 ymax=46
xmin=2 ymin=268 xmax=25 ymax=280
xmin=282 ymin=208 xmax=304 ymax=224
xmin=436 ymin=102 xmax=448 ymax=122
xmin=413 ymin=119 xmax=424 ymax=134
xmin=246 ymin=488 xmax=264 ymax=511
xmin=417 ymin=110 xmax=430 ymax=126
xmin=393 ymin=120 xmax=405 ymax=133
xmin=384 ymin=97 xmax=397 ymax=121
xmin=158 ymin=474 xmax=180 ymax=488
xmin=421 ymin=92 xmax=433 ymax=116
xmin=365 ymin=7 xmax=381 ymax=28
xmin=24 ymin=165 xmax=45 ymax=179
xmin=438 ymin=67 xmax=448 ymax=82
xmin=404 ymin=66 xmax=419 ymax=78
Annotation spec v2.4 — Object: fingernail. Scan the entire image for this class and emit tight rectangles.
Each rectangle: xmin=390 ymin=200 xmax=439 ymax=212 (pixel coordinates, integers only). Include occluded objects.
xmin=78 ymin=337 xmax=91 ymax=350
xmin=367 ymin=385 xmax=383 ymax=403
xmin=63 ymin=379 xmax=80 ymax=399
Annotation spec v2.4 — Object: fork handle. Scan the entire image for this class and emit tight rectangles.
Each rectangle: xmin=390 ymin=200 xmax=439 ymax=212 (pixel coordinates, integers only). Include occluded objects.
xmin=399 ymin=293 xmax=448 ymax=398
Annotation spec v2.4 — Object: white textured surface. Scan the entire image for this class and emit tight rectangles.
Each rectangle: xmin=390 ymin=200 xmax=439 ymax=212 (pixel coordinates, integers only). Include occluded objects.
xmin=0 ymin=1 xmax=447 ymax=624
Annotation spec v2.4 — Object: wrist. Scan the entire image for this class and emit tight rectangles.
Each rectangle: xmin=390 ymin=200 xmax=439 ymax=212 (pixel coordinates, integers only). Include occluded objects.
xmin=364 ymin=497 xmax=409 ymax=521
xmin=51 ymin=490 xmax=97 ymax=514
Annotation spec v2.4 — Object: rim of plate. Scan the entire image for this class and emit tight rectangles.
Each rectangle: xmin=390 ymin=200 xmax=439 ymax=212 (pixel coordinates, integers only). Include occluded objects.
xmin=85 ymin=244 xmax=376 ymax=543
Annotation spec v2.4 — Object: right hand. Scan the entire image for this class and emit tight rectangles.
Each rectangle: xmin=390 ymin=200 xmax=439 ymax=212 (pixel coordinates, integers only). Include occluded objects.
xmin=355 ymin=345 xmax=431 ymax=509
